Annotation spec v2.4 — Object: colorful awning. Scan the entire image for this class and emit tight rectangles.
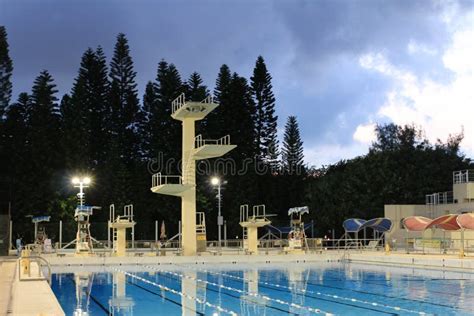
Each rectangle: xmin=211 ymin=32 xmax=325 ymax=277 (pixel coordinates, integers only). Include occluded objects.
xmin=359 ymin=217 xmax=393 ymax=233
xmin=457 ymin=213 xmax=474 ymax=230
xmin=343 ymin=218 xmax=367 ymax=232
xmin=402 ymin=216 xmax=431 ymax=231
xmin=425 ymin=214 xmax=461 ymax=231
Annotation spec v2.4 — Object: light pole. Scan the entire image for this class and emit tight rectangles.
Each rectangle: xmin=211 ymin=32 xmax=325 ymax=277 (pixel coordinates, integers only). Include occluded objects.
xmin=72 ymin=176 xmax=91 ymax=206
xmin=211 ymin=177 xmax=225 ymax=249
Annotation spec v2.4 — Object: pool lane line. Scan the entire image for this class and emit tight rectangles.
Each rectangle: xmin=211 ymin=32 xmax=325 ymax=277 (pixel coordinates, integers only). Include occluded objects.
xmin=175 ymin=265 xmax=419 ymax=316
xmin=113 ymin=268 xmax=238 ymax=316
xmin=125 ymin=279 xmax=205 ymax=316
xmin=302 ymin=269 xmax=466 ymax=305
xmin=141 ymin=264 xmax=330 ymax=315
xmin=148 ymin=269 xmax=297 ymax=316
xmin=65 ymin=275 xmax=111 ymax=316
xmin=313 ymin=273 xmax=472 ymax=304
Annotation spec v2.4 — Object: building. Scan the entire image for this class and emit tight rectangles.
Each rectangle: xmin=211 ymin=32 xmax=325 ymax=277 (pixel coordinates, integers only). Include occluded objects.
xmin=385 ymin=170 xmax=474 ymax=248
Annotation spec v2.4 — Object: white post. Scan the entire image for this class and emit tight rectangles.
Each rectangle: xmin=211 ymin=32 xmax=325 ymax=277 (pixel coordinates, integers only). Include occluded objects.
xmin=217 ymin=183 xmax=222 ymax=249
xmin=9 ymin=220 xmax=12 ymax=250
xmin=34 ymin=222 xmax=38 ymax=241
xmin=132 ymin=225 xmax=135 ymax=249
xmin=178 ymin=220 xmax=182 ymax=251
xmin=107 ymin=221 xmax=111 ymax=249
xmin=59 ymin=220 xmax=62 ymax=248
xmin=224 ymin=220 xmax=227 ymax=248
xmin=155 ymin=221 xmax=158 ymax=244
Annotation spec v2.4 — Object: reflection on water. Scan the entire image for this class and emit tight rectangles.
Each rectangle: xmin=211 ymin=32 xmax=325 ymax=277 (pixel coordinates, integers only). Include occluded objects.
xmin=51 ymin=263 xmax=474 ymax=316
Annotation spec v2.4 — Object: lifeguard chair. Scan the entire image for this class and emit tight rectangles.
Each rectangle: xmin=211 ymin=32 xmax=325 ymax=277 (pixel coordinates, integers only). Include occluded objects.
xmin=31 ymin=215 xmax=50 ymax=252
xmin=284 ymin=206 xmax=309 ymax=253
xmin=108 ymin=204 xmax=136 ymax=257
xmin=239 ymin=204 xmax=272 ymax=255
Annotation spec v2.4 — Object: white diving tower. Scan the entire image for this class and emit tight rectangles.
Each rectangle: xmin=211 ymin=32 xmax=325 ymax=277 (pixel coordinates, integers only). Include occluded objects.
xmin=150 ymin=94 xmax=236 ymax=256
xmin=240 ymin=204 xmax=273 ymax=255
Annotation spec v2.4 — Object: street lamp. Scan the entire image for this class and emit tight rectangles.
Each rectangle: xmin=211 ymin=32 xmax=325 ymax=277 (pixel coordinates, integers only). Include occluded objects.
xmin=72 ymin=176 xmax=92 ymax=206
xmin=211 ymin=176 xmax=224 ymax=249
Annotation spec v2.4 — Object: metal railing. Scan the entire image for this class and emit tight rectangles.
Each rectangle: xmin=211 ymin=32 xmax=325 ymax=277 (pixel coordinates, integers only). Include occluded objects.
xmin=18 ymin=255 xmax=52 ymax=284
xmin=171 ymin=93 xmax=186 ymax=114
xmin=425 ymin=191 xmax=454 ymax=205
xmin=194 ymin=134 xmax=231 ymax=148
xmin=240 ymin=204 xmax=269 ymax=222
xmin=151 ymin=173 xmax=183 ymax=187
xmin=171 ymin=94 xmax=214 ymax=114
xmin=453 ymin=170 xmax=474 ymax=184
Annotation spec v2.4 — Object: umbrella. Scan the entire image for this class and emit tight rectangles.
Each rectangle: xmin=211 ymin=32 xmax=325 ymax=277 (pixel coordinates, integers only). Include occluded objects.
xmin=160 ymin=220 xmax=167 ymax=240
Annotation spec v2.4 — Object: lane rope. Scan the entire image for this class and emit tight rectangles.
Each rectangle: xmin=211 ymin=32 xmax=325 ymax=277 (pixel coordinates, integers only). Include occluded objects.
xmin=141 ymin=264 xmax=331 ymax=315
xmin=112 ymin=268 xmax=238 ymax=316
xmin=176 ymin=264 xmax=426 ymax=315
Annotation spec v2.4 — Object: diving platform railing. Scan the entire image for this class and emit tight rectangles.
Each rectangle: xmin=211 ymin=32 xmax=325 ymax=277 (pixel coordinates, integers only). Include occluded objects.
xmin=425 ymin=191 xmax=454 ymax=205
xmin=152 ymin=173 xmax=183 ymax=186
xmin=171 ymin=93 xmax=217 ymax=120
xmin=453 ymin=170 xmax=474 ymax=184
xmin=194 ymin=134 xmax=231 ymax=148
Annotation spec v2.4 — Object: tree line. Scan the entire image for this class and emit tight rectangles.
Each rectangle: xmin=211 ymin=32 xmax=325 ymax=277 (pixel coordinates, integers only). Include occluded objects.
xmin=0 ymin=26 xmax=471 ymax=240
xmin=0 ymin=28 xmax=306 ymax=239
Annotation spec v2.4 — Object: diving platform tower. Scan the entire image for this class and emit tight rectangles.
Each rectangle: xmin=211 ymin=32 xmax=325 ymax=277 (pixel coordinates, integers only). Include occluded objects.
xmin=240 ymin=205 xmax=272 ymax=255
xmin=108 ymin=204 xmax=136 ymax=257
xmin=151 ymin=94 xmax=236 ymax=256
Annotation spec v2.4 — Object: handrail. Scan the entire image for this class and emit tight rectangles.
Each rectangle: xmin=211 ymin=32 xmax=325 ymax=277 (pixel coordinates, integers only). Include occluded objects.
xmin=18 ymin=255 xmax=52 ymax=285
xmin=171 ymin=93 xmax=186 ymax=114
xmin=152 ymin=173 xmax=183 ymax=187
xmin=194 ymin=134 xmax=231 ymax=148
xmin=453 ymin=170 xmax=474 ymax=184
xmin=425 ymin=191 xmax=453 ymax=205
xmin=201 ymin=95 xmax=213 ymax=104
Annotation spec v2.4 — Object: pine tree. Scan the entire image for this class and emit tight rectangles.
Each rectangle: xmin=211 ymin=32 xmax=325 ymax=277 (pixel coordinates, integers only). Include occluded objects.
xmin=109 ymin=33 xmax=140 ymax=162
xmin=2 ymin=93 xmax=30 ymax=219
xmin=184 ymin=72 xmax=208 ymax=134
xmin=250 ymin=56 xmax=278 ymax=167
xmin=28 ymin=70 xmax=62 ymax=212
xmin=282 ymin=116 xmax=304 ymax=174
xmin=0 ymin=26 xmax=13 ymax=118
xmin=153 ymin=60 xmax=183 ymax=170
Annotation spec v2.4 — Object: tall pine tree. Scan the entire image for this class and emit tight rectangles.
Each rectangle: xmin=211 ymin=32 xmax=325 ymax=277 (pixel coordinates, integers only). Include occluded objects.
xmin=250 ymin=56 xmax=278 ymax=168
xmin=0 ymin=26 xmax=13 ymax=118
xmin=282 ymin=116 xmax=304 ymax=174
xmin=28 ymin=70 xmax=62 ymax=213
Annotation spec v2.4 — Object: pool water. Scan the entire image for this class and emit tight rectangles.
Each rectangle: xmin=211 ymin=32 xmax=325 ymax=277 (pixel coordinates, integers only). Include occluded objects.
xmin=51 ymin=262 xmax=474 ymax=315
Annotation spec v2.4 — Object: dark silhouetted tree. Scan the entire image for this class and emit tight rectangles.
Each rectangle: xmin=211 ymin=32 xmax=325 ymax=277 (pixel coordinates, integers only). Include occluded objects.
xmin=0 ymin=26 xmax=13 ymax=118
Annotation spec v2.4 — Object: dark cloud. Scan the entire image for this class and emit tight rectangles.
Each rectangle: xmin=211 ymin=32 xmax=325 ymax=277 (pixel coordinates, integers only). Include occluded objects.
xmin=1 ymin=0 xmax=468 ymax=163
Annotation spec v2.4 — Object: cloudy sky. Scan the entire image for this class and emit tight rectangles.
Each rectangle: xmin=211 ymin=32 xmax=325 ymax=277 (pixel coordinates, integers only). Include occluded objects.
xmin=1 ymin=0 xmax=473 ymax=166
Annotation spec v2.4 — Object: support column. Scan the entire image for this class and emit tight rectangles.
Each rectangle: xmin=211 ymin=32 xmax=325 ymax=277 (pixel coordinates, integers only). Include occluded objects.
xmin=181 ymin=119 xmax=197 ymax=256
xmin=59 ymin=220 xmax=62 ymax=249
xmin=247 ymin=226 xmax=259 ymax=254
xmin=116 ymin=228 xmax=127 ymax=257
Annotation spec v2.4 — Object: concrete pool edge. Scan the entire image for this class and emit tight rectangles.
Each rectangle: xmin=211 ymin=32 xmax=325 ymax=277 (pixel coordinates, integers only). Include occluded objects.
xmin=4 ymin=259 xmax=65 ymax=316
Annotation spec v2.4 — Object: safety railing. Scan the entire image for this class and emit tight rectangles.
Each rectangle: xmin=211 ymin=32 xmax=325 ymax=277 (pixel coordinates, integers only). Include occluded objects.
xmin=18 ymin=255 xmax=52 ymax=284
xmin=201 ymin=95 xmax=213 ymax=104
xmin=171 ymin=93 xmax=186 ymax=114
xmin=425 ymin=191 xmax=453 ymax=205
xmin=194 ymin=134 xmax=231 ymax=149
xmin=151 ymin=173 xmax=183 ymax=187
xmin=453 ymin=170 xmax=474 ymax=184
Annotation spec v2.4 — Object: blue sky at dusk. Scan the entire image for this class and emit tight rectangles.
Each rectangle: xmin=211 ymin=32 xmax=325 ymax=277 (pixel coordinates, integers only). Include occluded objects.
xmin=1 ymin=0 xmax=473 ymax=166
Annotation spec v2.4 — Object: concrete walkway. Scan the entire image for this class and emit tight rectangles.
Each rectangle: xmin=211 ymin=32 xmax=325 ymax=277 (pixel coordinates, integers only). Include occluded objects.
xmin=1 ymin=257 xmax=64 ymax=316
xmin=0 ymin=259 xmax=16 ymax=316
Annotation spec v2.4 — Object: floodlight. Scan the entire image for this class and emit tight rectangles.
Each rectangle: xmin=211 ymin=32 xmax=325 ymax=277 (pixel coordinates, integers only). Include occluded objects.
xmin=211 ymin=177 xmax=220 ymax=186
xmin=72 ymin=177 xmax=80 ymax=184
xmin=83 ymin=177 xmax=91 ymax=185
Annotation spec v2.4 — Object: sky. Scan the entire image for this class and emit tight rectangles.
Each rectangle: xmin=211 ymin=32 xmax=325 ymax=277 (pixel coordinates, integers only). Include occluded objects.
xmin=1 ymin=0 xmax=473 ymax=167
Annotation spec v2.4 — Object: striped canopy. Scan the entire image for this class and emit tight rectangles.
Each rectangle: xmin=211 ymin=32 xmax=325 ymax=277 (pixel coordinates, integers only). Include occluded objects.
xmin=288 ymin=206 xmax=309 ymax=216
xmin=32 ymin=215 xmax=50 ymax=223
xmin=457 ymin=213 xmax=474 ymax=230
xmin=425 ymin=214 xmax=460 ymax=231
xmin=359 ymin=217 xmax=393 ymax=233
xmin=402 ymin=216 xmax=431 ymax=231
xmin=342 ymin=218 xmax=367 ymax=232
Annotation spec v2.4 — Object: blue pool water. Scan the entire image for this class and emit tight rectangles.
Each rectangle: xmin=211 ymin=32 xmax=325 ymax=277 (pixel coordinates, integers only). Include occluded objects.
xmin=51 ymin=262 xmax=474 ymax=315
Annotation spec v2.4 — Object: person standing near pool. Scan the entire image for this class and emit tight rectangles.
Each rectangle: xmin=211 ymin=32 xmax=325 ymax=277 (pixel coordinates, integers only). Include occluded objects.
xmin=16 ymin=235 xmax=22 ymax=256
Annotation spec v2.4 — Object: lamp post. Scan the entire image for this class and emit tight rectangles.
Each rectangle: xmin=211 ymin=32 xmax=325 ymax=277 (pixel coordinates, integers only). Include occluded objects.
xmin=72 ymin=177 xmax=91 ymax=206
xmin=211 ymin=177 xmax=224 ymax=249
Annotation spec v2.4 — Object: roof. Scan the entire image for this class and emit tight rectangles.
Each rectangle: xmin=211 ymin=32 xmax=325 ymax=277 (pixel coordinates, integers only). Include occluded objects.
xmin=32 ymin=215 xmax=51 ymax=223
xmin=425 ymin=214 xmax=460 ymax=231
xmin=288 ymin=206 xmax=309 ymax=216
xmin=343 ymin=218 xmax=367 ymax=232
xmin=403 ymin=213 xmax=474 ymax=231
xmin=402 ymin=216 xmax=431 ymax=231
xmin=359 ymin=218 xmax=393 ymax=233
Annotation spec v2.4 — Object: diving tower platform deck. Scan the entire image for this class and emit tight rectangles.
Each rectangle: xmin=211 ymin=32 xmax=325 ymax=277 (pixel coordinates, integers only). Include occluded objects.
xmin=171 ymin=94 xmax=218 ymax=121
xmin=150 ymin=173 xmax=193 ymax=196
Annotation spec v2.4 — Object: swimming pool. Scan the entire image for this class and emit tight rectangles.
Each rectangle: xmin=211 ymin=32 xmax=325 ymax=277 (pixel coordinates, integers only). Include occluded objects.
xmin=50 ymin=262 xmax=474 ymax=315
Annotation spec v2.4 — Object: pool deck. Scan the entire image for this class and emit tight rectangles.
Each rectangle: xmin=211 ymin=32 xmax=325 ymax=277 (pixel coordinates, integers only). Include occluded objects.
xmin=0 ymin=258 xmax=64 ymax=316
